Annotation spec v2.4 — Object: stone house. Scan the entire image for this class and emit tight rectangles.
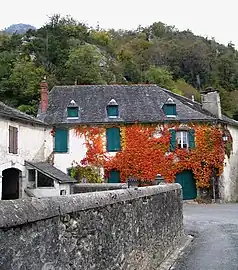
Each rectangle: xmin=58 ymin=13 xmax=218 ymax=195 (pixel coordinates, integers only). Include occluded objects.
xmin=37 ymin=83 xmax=238 ymax=202
xmin=0 ymin=97 xmax=75 ymax=200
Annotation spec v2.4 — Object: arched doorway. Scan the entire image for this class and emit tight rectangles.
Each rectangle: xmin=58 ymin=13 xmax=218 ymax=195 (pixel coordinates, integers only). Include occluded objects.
xmin=176 ymin=170 xmax=197 ymax=200
xmin=2 ymin=168 xmax=20 ymax=200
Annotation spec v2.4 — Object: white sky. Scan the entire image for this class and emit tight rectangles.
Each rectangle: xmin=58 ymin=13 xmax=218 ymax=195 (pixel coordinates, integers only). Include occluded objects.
xmin=1 ymin=0 xmax=238 ymax=46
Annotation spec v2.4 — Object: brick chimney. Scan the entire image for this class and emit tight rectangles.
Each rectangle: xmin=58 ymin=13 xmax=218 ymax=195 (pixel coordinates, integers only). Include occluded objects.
xmin=40 ymin=77 xmax=49 ymax=113
xmin=201 ymin=87 xmax=222 ymax=119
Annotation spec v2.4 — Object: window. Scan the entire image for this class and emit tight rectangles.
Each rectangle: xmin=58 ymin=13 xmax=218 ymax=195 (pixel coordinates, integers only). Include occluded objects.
xmin=28 ymin=169 xmax=36 ymax=182
xmin=37 ymin=172 xmax=54 ymax=187
xmin=54 ymin=128 xmax=68 ymax=153
xmin=9 ymin=126 xmax=18 ymax=154
xmin=170 ymin=129 xmax=195 ymax=151
xmin=60 ymin=189 xmax=67 ymax=195
xmin=106 ymin=127 xmax=121 ymax=152
xmin=107 ymin=105 xmax=119 ymax=118
xmin=67 ymin=107 xmax=78 ymax=118
xmin=176 ymin=131 xmax=188 ymax=149
xmin=108 ymin=170 xmax=120 ymax=183
xmin=163 ymin=104 xmax=176 ymax=117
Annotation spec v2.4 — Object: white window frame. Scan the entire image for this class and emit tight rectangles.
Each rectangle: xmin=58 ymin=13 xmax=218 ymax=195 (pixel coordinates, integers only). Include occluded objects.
xmin=176 ymin=131 xmax=188 ymax=149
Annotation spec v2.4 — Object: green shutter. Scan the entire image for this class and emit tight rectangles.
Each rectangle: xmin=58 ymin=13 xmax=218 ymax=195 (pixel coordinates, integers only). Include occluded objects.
xmin=55 ymin=128 xmax=68 ymax=153
xmin=67 ymin=107 xmax=78 ymax=117
xmin=163 ymin=104 xmax=176 ymax=116
xmin=106 ymin=127 xmax=121 ymax=151
xmin=107 ymin=105 xmax=119 ymax=117
xmin=188 ymin=129 xmax=195 ymax=149
xmin=169 ymin=129 xmax=176 ymax=151
xmin=109 ymin=170 xmax=120 ymax=183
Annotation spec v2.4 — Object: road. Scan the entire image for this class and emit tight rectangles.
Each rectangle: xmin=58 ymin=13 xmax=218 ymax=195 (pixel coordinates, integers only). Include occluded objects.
xmin=173 ymin=203 xmax=238 ymax=270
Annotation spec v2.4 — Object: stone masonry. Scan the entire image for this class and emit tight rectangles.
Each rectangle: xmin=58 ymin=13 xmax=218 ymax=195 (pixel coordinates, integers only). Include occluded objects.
xmin=0 ymin=184 xmax=184 ymax=270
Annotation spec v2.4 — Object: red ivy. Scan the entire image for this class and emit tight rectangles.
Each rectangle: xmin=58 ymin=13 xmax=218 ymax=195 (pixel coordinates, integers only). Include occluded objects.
xmin=75 ymin=123 xmax=225 ymax=188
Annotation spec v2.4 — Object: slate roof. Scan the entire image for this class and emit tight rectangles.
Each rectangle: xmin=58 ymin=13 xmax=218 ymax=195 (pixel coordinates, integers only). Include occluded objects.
xmin=0 ymin=101 xmax=46 ymax=125
xmin=26 ymin=161 xmax=77 ymax=183
xmin=38 ymin=84 xmax=221 ymax=125
xmin=164 ymin=89 xmax=238 ymax=126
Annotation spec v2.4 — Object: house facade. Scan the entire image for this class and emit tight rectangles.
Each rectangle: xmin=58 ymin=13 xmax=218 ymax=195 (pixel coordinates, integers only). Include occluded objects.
xmin=38 ymin=83 xmax=238 ymax=202
xmin=0 ymin=92 xmax=75 ymax=200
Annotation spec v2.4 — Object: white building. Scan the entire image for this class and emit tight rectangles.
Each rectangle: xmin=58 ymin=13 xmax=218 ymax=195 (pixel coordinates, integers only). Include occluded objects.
xmin=0 ymin=93 xmax=75 ymax=200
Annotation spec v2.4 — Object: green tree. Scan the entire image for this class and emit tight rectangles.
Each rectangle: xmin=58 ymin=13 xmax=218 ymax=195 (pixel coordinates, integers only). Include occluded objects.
xmin=1 ymin=58 xmax=46 ymax=114
xmin=144 ymin=66 xmax=174 ymax=88
xmin=65 ymin=44 xmax=105 ymax=84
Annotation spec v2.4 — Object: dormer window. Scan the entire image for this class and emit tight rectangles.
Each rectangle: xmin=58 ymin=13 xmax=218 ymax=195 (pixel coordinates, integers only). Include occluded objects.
xmin=67 ymin=107 xmax=78 ymax=118
xmin=107 ymin=105 xmax=119 ymax=118
xmin=67 ymin=100 xmax=79 ymax=118
xmin=107 ymin=99 xmax=119 ymax=118
xmin=162 ymin=98 xmax=176 ymax=117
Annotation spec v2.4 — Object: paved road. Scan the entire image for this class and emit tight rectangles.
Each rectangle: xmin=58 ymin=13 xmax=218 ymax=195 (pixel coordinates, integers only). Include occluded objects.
xmin=174 ymin=204 xmax=238 ymax=270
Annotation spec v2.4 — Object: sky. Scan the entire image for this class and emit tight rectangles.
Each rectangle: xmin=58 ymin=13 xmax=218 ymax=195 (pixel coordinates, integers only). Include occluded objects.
xmin=1 ymin=0 xmax=238 ymax=46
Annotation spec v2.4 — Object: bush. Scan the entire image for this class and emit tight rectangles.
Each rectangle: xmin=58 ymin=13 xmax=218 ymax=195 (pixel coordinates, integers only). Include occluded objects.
xmin=70 ymin=163 xmax=102 ymax=183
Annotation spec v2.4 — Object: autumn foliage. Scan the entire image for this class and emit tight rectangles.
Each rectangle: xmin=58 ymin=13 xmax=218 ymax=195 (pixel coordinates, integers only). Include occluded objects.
xmin=75 ymin=123 xmax=226 ymax=188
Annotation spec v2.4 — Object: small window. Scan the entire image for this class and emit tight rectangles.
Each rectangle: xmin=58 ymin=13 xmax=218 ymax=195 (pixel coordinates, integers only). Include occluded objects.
xmin=106 ymin=127 xmax=121 ymax=152
xmin=67 ymin=107 xmax=78 ymax=118
xmin=28 ymin=169 xmax=36 ymax=182
xmin=60 ymin=189 xmax=67 ymax=195
xmin=176 ymin=131 xmax=188 ymax=149
xmin=9 ymin=126 xmax=18 ymax=154
xmin=107 ymin=105 xmax=119 ymax=118
xmin=170 ymin=129 xmax=195 ymax=151
xmin=163 ymin=104 xmax=176 ymax=117
xmin=37 ymin=172 xmax=54 ymax=187
xmin=54 ymin=128 xmax=68 ymax=153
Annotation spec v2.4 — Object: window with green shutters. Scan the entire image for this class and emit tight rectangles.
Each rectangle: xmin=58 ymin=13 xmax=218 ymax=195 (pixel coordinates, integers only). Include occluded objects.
xmin=106 ymin=127 xmax=121 ymax=152
xmin=107 ymin=105 xmax=119 ymax=118
xmin=169 ymin=129 xmax=195 ymax=151
xmin=163 ymin=104 xmax=176 ymax=116
xmin=54 ymin=128 xmax=68 ymax=153
xmin=108 ymin=170 xmax=120 ymax=183
xmin=67 ymin=107 xmax=78 ymax=118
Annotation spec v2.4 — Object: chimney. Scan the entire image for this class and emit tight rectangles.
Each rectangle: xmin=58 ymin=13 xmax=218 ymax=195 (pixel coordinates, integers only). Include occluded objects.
xmin=40 ymin=77 xmax=49 ymax=113
xmin=201 ymin=87 xmax=222 ymax=119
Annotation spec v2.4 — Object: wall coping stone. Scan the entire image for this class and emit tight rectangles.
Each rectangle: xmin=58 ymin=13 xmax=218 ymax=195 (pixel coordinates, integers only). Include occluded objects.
xmin=74 ymin=183 xmax=128 ymax=188
xmin=0 ymin=183 xmax=181 ymax=229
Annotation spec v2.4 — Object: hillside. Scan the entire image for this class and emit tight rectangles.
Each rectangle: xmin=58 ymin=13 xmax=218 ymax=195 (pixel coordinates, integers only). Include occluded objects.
xmin=0 ymin=15 xmax=237 ymax=118
xmin=3 ymin=23 xmax=36 ymax=34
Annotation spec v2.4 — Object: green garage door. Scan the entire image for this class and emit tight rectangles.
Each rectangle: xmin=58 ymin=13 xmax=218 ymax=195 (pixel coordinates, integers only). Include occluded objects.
xmin=176 ymin=170 xmax=197 ymax=200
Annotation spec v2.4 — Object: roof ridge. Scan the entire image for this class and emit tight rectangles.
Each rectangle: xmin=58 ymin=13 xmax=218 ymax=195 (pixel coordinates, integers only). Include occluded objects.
xmin=53 ymin=84 xmax=158 ymax=88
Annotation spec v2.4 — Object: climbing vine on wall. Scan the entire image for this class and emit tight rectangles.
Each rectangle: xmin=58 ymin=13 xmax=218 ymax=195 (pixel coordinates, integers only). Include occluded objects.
xmin=75 ymin=123 xmax=226 ymax=188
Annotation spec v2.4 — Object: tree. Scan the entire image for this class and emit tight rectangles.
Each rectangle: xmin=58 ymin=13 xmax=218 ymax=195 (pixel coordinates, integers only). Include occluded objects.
xmin=65 ymin=44 xmax=105 ymax=84
xmin=144 ymin=66 xmax=175 ymax=88
xmin=1 ymin=58 xmax=46 ymax=114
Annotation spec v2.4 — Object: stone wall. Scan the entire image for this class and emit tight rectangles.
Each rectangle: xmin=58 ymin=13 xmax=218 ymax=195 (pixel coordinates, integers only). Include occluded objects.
xmin=72 ymin=183 xmax=128 ymax=193
xmin=0 ymin=184 xmax=184 ymax=270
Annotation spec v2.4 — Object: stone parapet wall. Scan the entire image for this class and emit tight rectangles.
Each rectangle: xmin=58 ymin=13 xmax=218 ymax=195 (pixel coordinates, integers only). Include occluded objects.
xmin=72 ymin=183 xmax=128 ymax=193
xmin=0 ymin=184 xmax=184 ymax=270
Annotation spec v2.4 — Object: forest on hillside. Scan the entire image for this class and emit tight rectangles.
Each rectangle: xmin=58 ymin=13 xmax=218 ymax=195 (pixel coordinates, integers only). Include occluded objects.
xmin=1 ymin=14 xmax=238 ymax=118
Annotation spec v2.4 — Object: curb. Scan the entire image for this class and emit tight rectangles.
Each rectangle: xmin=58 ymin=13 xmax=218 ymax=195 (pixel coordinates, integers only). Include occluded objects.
xmin=158 ymin=235 xmax=193 ymax=270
